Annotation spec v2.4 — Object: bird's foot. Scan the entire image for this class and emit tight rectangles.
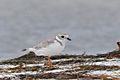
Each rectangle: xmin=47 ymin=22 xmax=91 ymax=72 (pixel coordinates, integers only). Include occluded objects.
xmin=44 ymin=56 xmax=54 ymax=69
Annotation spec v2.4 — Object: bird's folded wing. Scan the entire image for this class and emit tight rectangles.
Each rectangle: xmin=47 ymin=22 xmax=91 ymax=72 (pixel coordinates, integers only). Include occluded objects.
xmin=33 ymin=38 xmax=55 ymax=49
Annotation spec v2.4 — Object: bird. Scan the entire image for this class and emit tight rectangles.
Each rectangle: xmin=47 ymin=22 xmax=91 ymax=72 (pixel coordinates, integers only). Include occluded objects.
xmin=117 ymin=41 xmax=120 ymax=51
xmin=22 ymin=33 xmax=71 ymax=69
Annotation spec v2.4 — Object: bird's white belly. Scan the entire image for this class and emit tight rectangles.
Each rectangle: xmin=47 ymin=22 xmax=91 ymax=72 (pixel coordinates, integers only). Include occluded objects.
xmin=35 ymin=42 xmax=65 ymax=56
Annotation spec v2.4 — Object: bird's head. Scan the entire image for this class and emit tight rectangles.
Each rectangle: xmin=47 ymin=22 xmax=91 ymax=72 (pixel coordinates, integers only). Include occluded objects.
xmin=56 ymin=33 xmax=71 ymax=43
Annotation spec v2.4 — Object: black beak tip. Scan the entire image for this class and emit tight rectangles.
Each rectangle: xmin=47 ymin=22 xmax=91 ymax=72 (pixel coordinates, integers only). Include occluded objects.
xmin=67 ymin=38 xmax=71 ymax=41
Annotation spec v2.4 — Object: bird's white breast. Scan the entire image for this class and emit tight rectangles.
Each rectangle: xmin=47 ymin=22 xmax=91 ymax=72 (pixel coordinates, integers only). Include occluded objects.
xmin=35 ymin=40 xmax=65 ymax=56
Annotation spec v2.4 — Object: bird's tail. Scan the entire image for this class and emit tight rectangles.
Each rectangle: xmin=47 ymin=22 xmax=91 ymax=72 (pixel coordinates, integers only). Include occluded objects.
xmin=22 ymin=48 xmax=36 ymax=53
xmin=22 ymin=48 xmax=27 ymax=51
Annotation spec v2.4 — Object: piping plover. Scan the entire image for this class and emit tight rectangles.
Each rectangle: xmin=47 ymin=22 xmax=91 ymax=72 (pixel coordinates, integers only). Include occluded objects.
xmin=22 ymin=33 xmax=71 ymax=68
xmin=23 ymin=33 xmax=71 ymax=56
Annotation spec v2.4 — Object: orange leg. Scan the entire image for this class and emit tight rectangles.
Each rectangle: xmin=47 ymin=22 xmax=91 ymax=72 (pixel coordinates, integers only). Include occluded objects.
xmin=47 ymin=55 xmax=53 ymax=69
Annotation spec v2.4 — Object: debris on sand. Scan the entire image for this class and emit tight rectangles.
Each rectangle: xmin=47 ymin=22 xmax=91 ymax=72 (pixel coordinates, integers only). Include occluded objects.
xmin=0 ymin=51 xmax=120 ymax=80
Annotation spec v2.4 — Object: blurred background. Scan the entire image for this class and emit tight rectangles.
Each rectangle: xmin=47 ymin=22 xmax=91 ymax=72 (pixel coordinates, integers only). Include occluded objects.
xmin=0 ymin=0 xmax=120 ymax=60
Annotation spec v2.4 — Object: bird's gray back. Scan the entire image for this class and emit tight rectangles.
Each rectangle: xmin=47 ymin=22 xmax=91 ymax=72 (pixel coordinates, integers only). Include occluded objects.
xmin=33 ymin=38 xmax=55 ymax=49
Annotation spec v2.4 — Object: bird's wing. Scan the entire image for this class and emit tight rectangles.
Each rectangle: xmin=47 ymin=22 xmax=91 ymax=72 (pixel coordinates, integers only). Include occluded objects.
xmin=33 ymin=38 xmax=55 ymax=49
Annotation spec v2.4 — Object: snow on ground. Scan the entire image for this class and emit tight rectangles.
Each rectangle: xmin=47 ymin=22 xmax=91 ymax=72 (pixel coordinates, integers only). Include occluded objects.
xmin=12 ymin=71 xmax=38 ymax=75
xmin=0 ymin=64 xmax=18 ymax=69
xmin=0 ymin=58 xmax=120 ymax=79
xmin=0 ymin=71 xmax=38 ymax=78
xmin=0 ymin=69 xmax=68 ymax=78
xmin=45 ymin=69 xmax=68 ymax=73
xmin=52 ymin=58 xmax=73 ymax=62
xmin=25 ymin=63 xmax=44 ymax=67
xmin=0 ymin=63 xmax=44 ymax=69
xmin=83 ymin=58 xmax=120 ymax=78
xmin=93 ymin=58 xmax=120 ymax=66
xmin=87 ymin=70 xmax=120 ymax=78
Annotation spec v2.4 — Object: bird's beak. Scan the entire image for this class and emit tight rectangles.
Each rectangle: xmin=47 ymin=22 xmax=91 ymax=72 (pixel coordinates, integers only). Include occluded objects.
xmin=67 ymin=38 xmax=71 ymax=41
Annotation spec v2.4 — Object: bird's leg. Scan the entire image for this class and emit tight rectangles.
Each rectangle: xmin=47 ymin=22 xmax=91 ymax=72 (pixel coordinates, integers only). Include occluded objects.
xmin=47 ymin=55 xmax=53 ymax=69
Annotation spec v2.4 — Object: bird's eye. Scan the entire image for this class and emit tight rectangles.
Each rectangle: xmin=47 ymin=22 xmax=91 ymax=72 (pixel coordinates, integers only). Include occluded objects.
xmin=61 ymin=36 xmax=64 ymax=38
